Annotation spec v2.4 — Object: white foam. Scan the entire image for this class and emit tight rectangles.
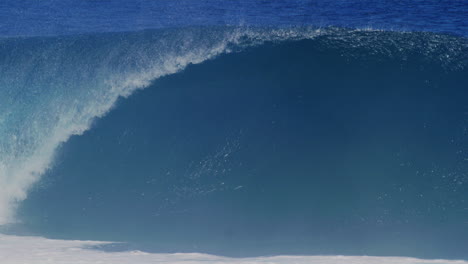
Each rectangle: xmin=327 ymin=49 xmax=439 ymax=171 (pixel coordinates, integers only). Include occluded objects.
xmin=0 ymin=234 xmax=466 ymax=264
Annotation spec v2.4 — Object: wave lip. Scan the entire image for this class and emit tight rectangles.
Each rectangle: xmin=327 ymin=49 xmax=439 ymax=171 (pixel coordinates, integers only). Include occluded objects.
xmin=1 ymin=234 xmax=467 ymax=264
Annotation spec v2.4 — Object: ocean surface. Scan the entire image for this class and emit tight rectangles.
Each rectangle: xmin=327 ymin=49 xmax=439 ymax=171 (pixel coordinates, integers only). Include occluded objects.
xmin=0 ymin=1 xmax=467 ymax=263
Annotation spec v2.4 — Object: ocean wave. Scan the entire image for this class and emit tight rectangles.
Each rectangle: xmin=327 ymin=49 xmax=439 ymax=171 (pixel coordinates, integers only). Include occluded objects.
xmin=0 ymin=26 xmax=466 ymax=227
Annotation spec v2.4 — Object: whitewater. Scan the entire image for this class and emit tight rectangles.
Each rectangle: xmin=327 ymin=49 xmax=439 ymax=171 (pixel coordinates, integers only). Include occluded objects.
xmin=1 ymin=234 xmax=468 ymax=264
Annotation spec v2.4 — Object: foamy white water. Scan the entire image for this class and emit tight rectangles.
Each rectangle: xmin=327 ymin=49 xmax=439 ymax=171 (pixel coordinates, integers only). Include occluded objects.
xmin=0 ymin=234 xmax=466 ymax=264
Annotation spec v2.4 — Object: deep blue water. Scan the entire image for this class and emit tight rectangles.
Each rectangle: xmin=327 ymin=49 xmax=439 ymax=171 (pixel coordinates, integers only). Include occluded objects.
xmin=1 ymin=0 xmax=467 ymax=37
xmin=0 ymin=0 xmax=467 ymax=261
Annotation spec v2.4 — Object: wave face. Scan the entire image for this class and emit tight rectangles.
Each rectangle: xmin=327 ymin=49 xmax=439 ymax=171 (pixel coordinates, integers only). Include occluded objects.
xmin=1 ymin=26 xmax=468 ymax=259
xmin=0 ymin=27 xmax=322 ymax=225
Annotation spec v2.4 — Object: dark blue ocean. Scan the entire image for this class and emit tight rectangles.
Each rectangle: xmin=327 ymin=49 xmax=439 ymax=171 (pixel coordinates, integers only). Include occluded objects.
xmin=0 ymin=1 xmax=467 ymax=263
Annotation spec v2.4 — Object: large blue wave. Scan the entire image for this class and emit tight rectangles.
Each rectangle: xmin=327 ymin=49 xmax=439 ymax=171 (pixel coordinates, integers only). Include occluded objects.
xmin=0 ymin=26 xmax=467 ymax=258
xmin=0 ymin=27 xmax=324 ymax=224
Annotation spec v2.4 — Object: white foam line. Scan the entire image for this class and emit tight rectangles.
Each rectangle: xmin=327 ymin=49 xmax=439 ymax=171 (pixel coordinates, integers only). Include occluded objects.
xmin=0 ymin=234 xmax=466 ymax=264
